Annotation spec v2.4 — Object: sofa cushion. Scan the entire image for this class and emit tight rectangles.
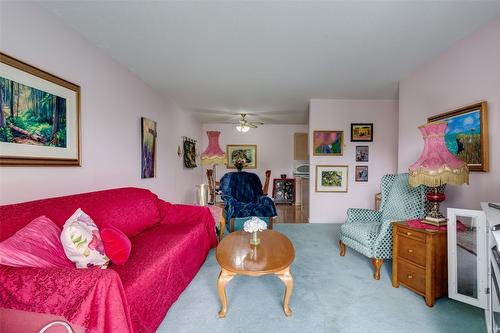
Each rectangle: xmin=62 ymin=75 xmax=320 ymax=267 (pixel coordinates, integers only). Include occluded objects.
xmin=61 ymin=209 xmax=109 ymax=269
xmin=0 ymin=187 xmax=161 ymax=241
xmin=0 ymin=216 xmax=73 ymax=268
xmin=101 ymin=225 xmax=131 ymax=265
xmin=110 ymin=221 xmax=213 ymax=332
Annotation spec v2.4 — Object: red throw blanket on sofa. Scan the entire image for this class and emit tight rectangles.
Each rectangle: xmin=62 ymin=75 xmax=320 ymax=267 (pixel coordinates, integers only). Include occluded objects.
xmin=0 ymin=188 xmax=217 ymax=333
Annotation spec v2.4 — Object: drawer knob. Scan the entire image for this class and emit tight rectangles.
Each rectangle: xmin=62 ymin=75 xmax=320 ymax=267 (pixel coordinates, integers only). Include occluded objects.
xmin=406 ymin=232 xmax=412 ymax=236
xmin=407 ymin=274 xmax=413 ymax=279
xmin=408 ymin=249 xmax=414 ymax=253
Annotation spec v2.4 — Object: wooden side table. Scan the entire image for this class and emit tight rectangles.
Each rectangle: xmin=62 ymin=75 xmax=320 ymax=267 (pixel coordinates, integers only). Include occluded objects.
xmin=392 ymin=221 xmax=447 ymax=307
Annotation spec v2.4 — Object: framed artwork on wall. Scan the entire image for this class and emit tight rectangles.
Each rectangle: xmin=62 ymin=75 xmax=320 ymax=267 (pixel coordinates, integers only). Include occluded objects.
xmin=0 ymin=53 xmax=80 ymax=166
xmin=351 ymin=123 xmax=373 ymax=142
xmin=313 ymin=130 xmax=343 ymax=156
xmin=355 ymin=166 xmax=368 ymax=182
xmin=428 ymin=101 xmax=488 ymax=172
xmin=355 ymin=145 xmax=369 ymax=162
xmin=315 ymin=165 xmax=348 ymax=192
xmin=226 ymin=144 xmax=257 ymax=169
xmin=141 ymin=117 xmax=157 ymax=178
xmin=183 ymin=136 xmax=197 ymax=169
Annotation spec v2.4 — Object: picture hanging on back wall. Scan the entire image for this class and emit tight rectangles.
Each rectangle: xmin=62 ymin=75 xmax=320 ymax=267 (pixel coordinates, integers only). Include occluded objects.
xmin=355 ymin=166 xmax=368 ymax=182
xmin=351 ymin=123 xmax=373 ymax=142
xmin=313 ymin=130 xmax=344 ymax=156
xmin=141 ymin=117 xmax=157 ymax=178
xmin=226 ymin=144 xmax=257 ymax=169
xmin=183 ymin=136 xmax=197 ymax=168
xmin=428 ymin=101 xmax=488 ymax=172
xmin=0 ymin=53 xmax=81 ymax=166
xmin=355 ymin=146 xmax=369 ymax=162
xmin=315 ymin=165 xmax=348 ymax=192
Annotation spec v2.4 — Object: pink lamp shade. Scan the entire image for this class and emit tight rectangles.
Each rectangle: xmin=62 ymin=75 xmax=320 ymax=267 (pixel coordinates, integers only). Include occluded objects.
xmin=201 ymin=131 xmax=225 ymax=166
xmin=409 ymin=121 xmax=469 ymax=187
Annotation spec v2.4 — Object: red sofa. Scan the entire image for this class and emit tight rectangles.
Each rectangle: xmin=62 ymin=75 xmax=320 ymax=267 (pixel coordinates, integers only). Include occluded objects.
xmin=0 ymin=187 xmax=217 ymax=333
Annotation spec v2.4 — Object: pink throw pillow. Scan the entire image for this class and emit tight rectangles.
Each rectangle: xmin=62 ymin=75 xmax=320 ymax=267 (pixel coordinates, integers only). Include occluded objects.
xmin=0 ymin=216 xmax=73 ymax=268
xmin=100 ymin=225 xmax=131 ymax=265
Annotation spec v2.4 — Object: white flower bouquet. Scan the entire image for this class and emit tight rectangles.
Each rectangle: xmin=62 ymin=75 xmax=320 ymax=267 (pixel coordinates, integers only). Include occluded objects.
xmin=243 ymin=217 xmax=268 ymax=233
xmin=243 ymin=217 xmax=267 ymax=246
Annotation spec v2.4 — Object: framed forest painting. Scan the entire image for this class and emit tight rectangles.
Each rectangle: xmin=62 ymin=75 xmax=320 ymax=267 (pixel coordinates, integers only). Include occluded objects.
xmin=141 ymin=117 xmax=157 ymax=178
xmin=428 ymin=102 xmax=488 ymax=172
xmin=315 ymin=165 xmax=348 ymax=193
xmin=0 ymin=53 xmax=80 ymax=165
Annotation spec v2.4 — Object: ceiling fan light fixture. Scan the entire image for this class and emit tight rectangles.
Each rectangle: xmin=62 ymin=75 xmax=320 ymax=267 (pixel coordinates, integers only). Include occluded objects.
xmin=236 ymin=125 xmax=250 ymax=133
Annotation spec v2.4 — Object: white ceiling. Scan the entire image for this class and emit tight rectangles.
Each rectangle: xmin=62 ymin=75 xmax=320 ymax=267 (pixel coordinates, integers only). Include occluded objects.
xmin=39 ymin=1 xmax=500 ymax=124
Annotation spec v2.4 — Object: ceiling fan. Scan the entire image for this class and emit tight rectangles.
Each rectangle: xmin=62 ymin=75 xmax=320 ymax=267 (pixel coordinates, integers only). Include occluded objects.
xmin=234 ymin=113 xmax=264 ymax=132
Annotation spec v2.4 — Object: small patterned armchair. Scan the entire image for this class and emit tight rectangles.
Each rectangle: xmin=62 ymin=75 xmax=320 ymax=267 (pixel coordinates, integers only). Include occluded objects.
xmin=339 ymin=173 xmax=428 ymax=280
xmin=220 ymin=171 xmax=277 ymax=229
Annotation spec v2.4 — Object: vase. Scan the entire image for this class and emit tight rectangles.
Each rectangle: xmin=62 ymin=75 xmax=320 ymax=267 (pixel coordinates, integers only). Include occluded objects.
xmin=237 ymin=168 xmax=242 ymax=172
xmin=249 ymin=231 xmax=260 ymax=246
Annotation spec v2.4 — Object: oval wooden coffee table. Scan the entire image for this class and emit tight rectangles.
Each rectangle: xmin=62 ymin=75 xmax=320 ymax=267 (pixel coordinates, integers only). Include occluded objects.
xmin=216 ymin=230 xmax=295 ymax=318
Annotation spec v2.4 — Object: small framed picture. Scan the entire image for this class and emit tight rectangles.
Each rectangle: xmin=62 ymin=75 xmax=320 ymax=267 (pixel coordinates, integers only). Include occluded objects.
xmin=355 ymin=166 xmax=368 ymax=182
xmin=351 ymin=123 xmax=373 ymax=142
xmin=355 ymin=146 xmax=369 ymax=162
xmin=315 ymin=165 xmax=348 ymax=192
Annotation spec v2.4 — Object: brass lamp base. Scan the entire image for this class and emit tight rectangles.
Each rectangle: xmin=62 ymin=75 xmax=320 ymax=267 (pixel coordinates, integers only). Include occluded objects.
xmin=422 ymin=215 xmax=448 ymax=227
xmin=421 ymin=187 xmax=448 ymax=227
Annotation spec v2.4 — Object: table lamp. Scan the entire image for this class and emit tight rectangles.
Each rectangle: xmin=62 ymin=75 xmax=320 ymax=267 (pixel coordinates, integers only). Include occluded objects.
xmin=201 ymin=131 xmax=226 ymax=202
xmin=408 ymin=121 xmax=469 ymax=226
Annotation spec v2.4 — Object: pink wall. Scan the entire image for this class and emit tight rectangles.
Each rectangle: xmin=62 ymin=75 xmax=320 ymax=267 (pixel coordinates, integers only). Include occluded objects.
xmin=0 ymin=2 xmax=202 ymax=205
xmin=398 ymin=18 xmax=500 ymax=210
xmin=309 ymin=99 xmax=399 ymax=223
xmin=201 ymin=123 xmax=308 ymax=191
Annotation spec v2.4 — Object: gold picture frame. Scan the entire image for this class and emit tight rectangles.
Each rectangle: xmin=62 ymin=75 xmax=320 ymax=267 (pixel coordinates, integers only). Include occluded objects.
xmin=313 ymin=130 xmax=344 ymax=156
xmin=0 ymin=53 xmax=81 ymax=166
xmin=315 ymin=165 xmax=348 ymax=192
xmin=428 ymin=101 xmax=488 ymax=172
xmin=226 ymin=144 xmax=257 ymax=169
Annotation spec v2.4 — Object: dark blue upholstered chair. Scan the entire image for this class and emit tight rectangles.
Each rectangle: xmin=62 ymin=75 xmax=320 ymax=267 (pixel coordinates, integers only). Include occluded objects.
xmin=220 ymin=171 xmax=277 ymax=231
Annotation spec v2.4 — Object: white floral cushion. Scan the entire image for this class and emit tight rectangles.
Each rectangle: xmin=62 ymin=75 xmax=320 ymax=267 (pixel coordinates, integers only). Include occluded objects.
xmin=60 ymin=208 xmax=109 ymax=268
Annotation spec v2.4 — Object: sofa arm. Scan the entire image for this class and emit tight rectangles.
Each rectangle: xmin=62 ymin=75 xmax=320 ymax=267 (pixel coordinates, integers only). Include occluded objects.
xmin=0 ymin=265 xmax=133 ymax=332
xmin=158 ymin=201 xmax=218 ymax=247
xmin=346 ymin=208 xmax=382 ymax=224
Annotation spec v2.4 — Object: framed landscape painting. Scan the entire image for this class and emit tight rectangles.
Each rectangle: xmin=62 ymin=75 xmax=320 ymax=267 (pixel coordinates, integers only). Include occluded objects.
xmin=315 ymin=165 xmax=348 ymax=192
xmin=355 ymin=165 xmax=368 ymax=182
xmin=226 ymin=144 xmax=257 ymax=169
xmin=351 ymin=123 xmax=373 ymax=142
xmin=428 ymin=102 xmax=488 ymax=172
xmin=0 ymin=53 xmax=80 ymax=165
xmin=141 ymin=117 xmax=157 ymax=178
xmin=313 ymin=130 xmax=343 ymax=156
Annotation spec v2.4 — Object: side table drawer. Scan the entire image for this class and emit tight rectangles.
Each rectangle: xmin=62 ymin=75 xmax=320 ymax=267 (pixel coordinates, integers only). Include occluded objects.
xmin=398 ymin=236 xmax=426 ymax=267
xmin=397 ymin=259 xmax=426 ymax=294
xmin=397 ymin=227 xmax=426 ymax=242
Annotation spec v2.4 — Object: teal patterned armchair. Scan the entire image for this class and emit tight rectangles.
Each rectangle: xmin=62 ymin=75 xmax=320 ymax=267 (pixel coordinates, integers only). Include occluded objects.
xmin=339 ymin=173 xmax=428 ymax=280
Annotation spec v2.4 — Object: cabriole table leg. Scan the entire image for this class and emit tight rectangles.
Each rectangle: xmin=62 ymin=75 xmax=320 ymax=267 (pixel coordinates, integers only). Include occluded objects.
xmin=217 ymin=269 xmax=235 ymax=318
xmin=276 ymin=267 xmax=294 ymax=316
